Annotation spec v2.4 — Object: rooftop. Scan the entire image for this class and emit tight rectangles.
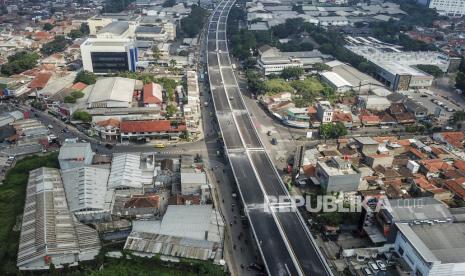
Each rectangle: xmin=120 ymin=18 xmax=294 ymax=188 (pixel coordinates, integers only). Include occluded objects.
xmin=383 ymin=197 xmax=452 ymax=223
xmin=120 ymin=120 xmax=186 ymax=133
xmin=58 ymin=142 xmax=93 ymax=160
xmin=98 ymin=21 xmax=129 ymax=35
xmin=87 ymin=77 xmax=136 ymax=106
xmin=396 ymin=222 xmax=465 ymax=263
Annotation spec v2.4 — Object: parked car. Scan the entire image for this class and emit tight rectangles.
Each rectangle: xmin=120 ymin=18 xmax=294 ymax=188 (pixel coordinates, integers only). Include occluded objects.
xmin=376 ymin=260 xmax=387 ymax=271
xmin=271 ymin=138 xmax=278 ymax=145
xmin=363 ymin=267 xmax=373 ymax=275
xmin=368 ymin=261 xmax=379 ymax=271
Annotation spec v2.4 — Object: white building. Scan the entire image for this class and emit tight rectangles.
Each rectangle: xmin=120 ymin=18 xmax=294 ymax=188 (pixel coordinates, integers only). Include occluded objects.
xmin=394 ymin=222 xmax=465 ymax=276
xmin=61 ymin=166 xmax=112 ymax=221
xmin=184 ymin=71 xmax=201 ymax=133
xmin=317 ymin=101 xmax=333 ymax=123
xmin=81 ymin=38 xmax=138 ymax=74
xmin=58 ymin=142 xmax=94 ymax=170
xmin=358 ymin=95 xmax=391 ymax=111
xmin=17 ymin=168 xmax=100 ymax=270
xmin=124 ymin=205 xmax=224 ymax=261
xmin=320 ymin=71 xmax=353 ymax=93
xmin=429 ymin=0 xmax=465 ymax=17
xmin=108 ymin=153 xmax=153 ymax=190
xmin=87 ymin=77 xmax=137 ymax=108
xmin=258 ymin=56 xmax=303 ymax=75
xmin=181 ymin=171 xmax=208 ymax=195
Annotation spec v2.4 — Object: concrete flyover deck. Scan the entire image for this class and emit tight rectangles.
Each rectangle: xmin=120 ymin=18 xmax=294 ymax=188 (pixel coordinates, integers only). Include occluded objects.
xmin=206 ymin=1 xmax=333 ymax=275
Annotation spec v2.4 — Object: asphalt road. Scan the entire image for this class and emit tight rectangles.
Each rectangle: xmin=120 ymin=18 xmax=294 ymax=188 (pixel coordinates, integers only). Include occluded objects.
xmin=206 ymin=1 xmax=333 ymax=275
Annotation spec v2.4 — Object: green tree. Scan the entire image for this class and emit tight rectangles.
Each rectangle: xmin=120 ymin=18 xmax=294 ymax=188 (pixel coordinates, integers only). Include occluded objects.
xmin=74 ymin=70 xmax=97 ymax=85
xmin=452 ymin=111 xmax=465 ymax=124
xmin=0 ymin=51 xmax=40 ymax=76
xmin=313 ymin=63 xmax=331 ymax=72
xmin=43 ymin=23 xmax=54 ymax=31
xmin=162 ymin=0 xmax=176 ymax=7
xmin=70 ymin=90 xmax=84 ymax=99
xmin=79 ymin=23 xmax=90 ymax=35
xmin=180 ymin=5 xmax=209 ymax=37
xmin=104 ymin=0 xmax=135 ymax=13
xmin=292 ymin=5 xmax=304 ymax=14
xmin=281 ymin=67 xmax=304 ymax=80
xmin=72 ymin=111 xmax=92 ymax=122
xmin=166 ymin=104 xmax=177 ymax=118
xmin=68 ymin=29 xmax=84 ymax=39
xmin=152 ymin=45 xmax=161 ymax=60
xmin=319 ymin=122 xmax=347 ymax=139
xmin=416 ymin=64 xmax=443 ymax=78
xmin=169 ymin=59 xmax=177 ymax=68
xmin=64 ymin=95 xmax=76 ymax=103
xmin=41 ymin=35 xmax=68 ymax=55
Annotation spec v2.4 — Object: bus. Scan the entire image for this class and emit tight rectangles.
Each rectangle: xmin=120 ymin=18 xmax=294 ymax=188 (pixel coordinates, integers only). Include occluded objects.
xmin=154 ymin=143 xmax=166 ymax=148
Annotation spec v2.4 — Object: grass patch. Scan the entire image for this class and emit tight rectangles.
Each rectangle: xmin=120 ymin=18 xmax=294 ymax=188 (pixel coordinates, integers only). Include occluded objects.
xmin=0 ymin=153 xmax=59 ymax=275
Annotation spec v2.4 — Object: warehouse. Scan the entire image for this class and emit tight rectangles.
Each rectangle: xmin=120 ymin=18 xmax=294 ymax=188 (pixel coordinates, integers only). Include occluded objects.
xmin=87 ymin=77 xmax=142 ymax=108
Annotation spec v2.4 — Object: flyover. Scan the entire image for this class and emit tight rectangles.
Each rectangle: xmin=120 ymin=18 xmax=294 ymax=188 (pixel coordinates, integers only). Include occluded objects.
xmin=206 ymin=1 xmax=333 ymax=275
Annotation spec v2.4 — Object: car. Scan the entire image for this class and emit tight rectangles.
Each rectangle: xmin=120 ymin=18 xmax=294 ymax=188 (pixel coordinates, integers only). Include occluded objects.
xmin=267 ymin=130 xmax=272 ymax=136
xmin=363 ymin=267 xmax=373 ymax=275
xmin=271 ymin=137 xmax=278 ymax=145
xmin=155 ymin=143 xmax=166 ymax=148
xmin=368 ymin=261 xmax=379 ymax=271
xmin=356 ymin=255 xmax=367 ymax=262
xmin=229 ymin=96 xmax=234 ymax=100
xmin=105 ymin=143 xmax=113 ymax=149
xmin=445 ymin=126 xmax=454 ymax=130
xmin=420 ymin=94 xmax=428 ymax=98
xmin=47 ymin=124 xmax=53 ymax=129
xmin=376 ymin=260 xmax=387 ymax=271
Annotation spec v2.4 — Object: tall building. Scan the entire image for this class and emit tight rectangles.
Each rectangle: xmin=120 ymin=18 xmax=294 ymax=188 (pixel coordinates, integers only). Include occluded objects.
xmin=80 ymin=38 xmax=138 ymax=74
xmin=428 ymin=0 xmax=465 ymax=17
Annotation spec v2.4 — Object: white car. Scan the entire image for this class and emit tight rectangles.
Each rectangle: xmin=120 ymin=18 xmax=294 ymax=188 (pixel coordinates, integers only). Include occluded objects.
xmin=376 ymin=260 xmax=387 ymax=271
xmin=368 ymin=261 xmax=379 ymax=271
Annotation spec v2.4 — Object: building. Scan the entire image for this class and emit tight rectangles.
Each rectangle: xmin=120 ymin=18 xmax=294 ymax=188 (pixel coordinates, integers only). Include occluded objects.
xmin=320 ymin=71 xmax=353 ymax=93
xmin=81 ymin=38 xmax=138 ymax=74
xmin=87 ymin=77 xmax=138 ymax=108
xmin=394 ymin=222 xmax=465 ymax=276
xmin=404 ymin=99 xmax=428 ymax=119
xmin=94 ymin=118 xmax=121 ymax=141
xmin=347 ymin=45 xmax=450 ymax=91
xmin=120 ymin=191 xmax=169 ymax=218
xmin=143 ymin=82 xmax=163 ymax=107
xmin=181 ymin=171 xmax=208 ymax=195
xmin=17 ymin=168 xmax=100 ymax=270
xmin=358 ymin=96 xmax=391 ymax=111
xmin=120 ymin=120 xmax=186 ymax=141
xmin=184 ymin=71 xmax=201 ymax=133
xmin=96 ymin=21 xmax=131 ymax=39
xmin=315 ymin=156 xmax=361 ymax=192
xmin=58 ymin=142 xmax=94 ymax=170
xmin=429 ymin=0 xmax=465 ymax=16
xmin=135 ymin=26 xmax=171 ymax=42
xmin=317 ymin=101 xmax=333 ymax=123
xmin=108 ymin=153 xmax=152 ymax=190
xmin=258 ymin=56 xmax=303 ymax=75
xmin=61 ymin=166 xmax=112 ymax=221
xmin=124 ymin=205 xmax=224 ymax=261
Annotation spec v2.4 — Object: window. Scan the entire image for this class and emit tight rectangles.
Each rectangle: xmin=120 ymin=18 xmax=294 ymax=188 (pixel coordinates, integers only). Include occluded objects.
xmin=398 ymin=246 xmax=404 ymax=256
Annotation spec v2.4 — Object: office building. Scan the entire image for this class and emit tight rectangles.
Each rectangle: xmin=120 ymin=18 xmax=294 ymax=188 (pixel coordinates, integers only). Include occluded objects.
xmin=428 ymin=0 xmax=465 ymax=17
xmin=81 ymin=38 xmax=138 ymax=74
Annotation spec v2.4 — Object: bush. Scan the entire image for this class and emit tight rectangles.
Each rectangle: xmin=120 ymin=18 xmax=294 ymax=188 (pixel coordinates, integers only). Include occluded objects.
xmin=72 ymin=110 xmax=92 ymax=122
xmin=41 ymin=35 xmax=68 ymax=55
xmin=166 ymin=104 xmax=177 ymax=118
xmin=0 ymin=51 xmax=39 ymax=76
xmin=64 ymin=95 xmax=76 ymax=103
xmin=75 ymin=70 xmax=97 ymax=85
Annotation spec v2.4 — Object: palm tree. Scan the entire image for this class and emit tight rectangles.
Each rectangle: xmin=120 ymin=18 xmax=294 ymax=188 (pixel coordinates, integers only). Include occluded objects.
xmin=152 ymin=45 xmax=161 ymax=60
xmin=169 ymin=59 xmax=177 ymax=68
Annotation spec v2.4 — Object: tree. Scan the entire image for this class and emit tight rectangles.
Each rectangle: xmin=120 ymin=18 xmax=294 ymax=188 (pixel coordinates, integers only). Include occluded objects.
xmin=452 ymin=111 xmax=465 ymax=124
xmin=162 ymin=0 xmax=176 ymax=7
xmin=68 ymin=29 xmax=84 ymax=39
xmin=165 ymin=104 xmax=177 ymax=118
xmin=152 ymin=45 xmax=161 ymax=60
xmin=416 ymin=65 xmax=443 ymax=78
xmin=456 ymin=72 xmax=465 ymax=92
xmin=41 ymin=36 xmax=68 ymax=55
xmin=74 ymin=70 xmax=97 ymax=85
xmin=319 ymin=122 xmax=347 ymax=139
xmin=64 ymin=95 xmax=76 ymax=103
xmin=72 ymin=111 xmax=92 ymax=122
xmin=79 ymin=23 xmax=90 ymax=35
xmin=281 ymin=67 xmax=304 ymax=80
xmin=70 ymin=90 xmax=84 ymax=99
xmin=0 ymin=51 xmax=40 ymax=76
xmin=313 ymin=63 xmax=331 ymax=72
xmin=43 ymin=23 xmax=54 ymax=31
xmin=169 ymin=59 xmax=177 ymax=68
xmin=104 ymin=0 xmax=135 ymax=13
xmin=180 ymin=5 xmax=209 ymax=37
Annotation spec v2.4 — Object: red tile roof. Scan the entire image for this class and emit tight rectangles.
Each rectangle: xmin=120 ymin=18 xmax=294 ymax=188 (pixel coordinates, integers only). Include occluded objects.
xmin=360 ymin=115 xmax=380 ymax=123
xmin=124 ymin=194 xmax=160 ymax=208
xmin=29 ymin=72 xmax=52 ymax=89
xmin=120 ymin=120 xmax=186 ymax=133
xmin=444 ymin=178 xmax=465 ymax=199
xmin=419 ymin=159 xmax=454 ymax=173
xmin=96 ymin=118 xmax=120 ymax=128
xmin=332 ymin=111 xmax=352 ymax=122
xmin=143 ymin=82 xmax=163 ymax=105
xmin=70 ymin=82 xmax=88 ymax=91
xmin=455 ymin=159 xmax=465 ymax=174
xmin=439 ymin=132 xmax=465 ymax=148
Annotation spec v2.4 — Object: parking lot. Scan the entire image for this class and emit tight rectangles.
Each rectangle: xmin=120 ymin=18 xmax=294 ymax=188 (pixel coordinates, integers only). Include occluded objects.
xmin=400 ymin=89 xmax=461 ymax=123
